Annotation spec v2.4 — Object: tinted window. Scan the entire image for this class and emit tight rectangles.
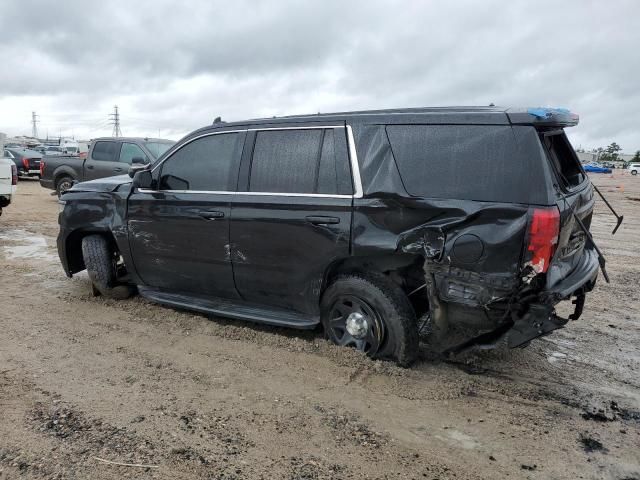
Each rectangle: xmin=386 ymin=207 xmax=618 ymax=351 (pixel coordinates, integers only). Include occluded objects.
xmin=159 ymin=133 xmax=241 ymax=191
xmin=387 ymin=125 xmax=535 ymax=202
xmin=250 ymin=129 xmax=352 ymax=195
xmin=542 ymin=132 xmax=585 ymax=188
xmin=119 ymin=143 xmax=147 ymax=164
xmin=143 ymin=141 xmax=174 ymax=159
xmin=91 ymin=141 xmax=118 ymax=162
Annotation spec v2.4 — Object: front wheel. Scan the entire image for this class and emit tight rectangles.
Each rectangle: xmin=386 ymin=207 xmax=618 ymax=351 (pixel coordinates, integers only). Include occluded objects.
xmin=81 ymin=235 xmax=135 ymax=300
xmin=632 ymin=170 xmax=638 ymax=176
xmin=321 ymin=273 xmax=418 ymax=366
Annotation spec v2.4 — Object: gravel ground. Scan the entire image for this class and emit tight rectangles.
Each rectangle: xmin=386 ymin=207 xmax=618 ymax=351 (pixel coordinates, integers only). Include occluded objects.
xmin=0 ymin=175 xmax=638 ymax=479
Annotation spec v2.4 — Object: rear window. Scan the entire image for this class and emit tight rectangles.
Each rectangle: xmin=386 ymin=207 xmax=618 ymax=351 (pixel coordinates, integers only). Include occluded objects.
xmin=91 ymin=141 xmax=118 ymax=162
xmin=387 ymin=125 xmax=534 ymax=203
xmin=541 ymin=132 xmax=585 ymax=189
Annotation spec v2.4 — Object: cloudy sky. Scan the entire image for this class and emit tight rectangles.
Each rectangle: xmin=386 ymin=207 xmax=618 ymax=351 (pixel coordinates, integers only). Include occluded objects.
xmin=0 ymin=0 xmax=638 ymax=152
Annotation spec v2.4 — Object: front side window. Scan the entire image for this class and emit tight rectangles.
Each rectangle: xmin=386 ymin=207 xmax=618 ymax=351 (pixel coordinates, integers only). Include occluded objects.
xmin=249 ymin=128 xmax=352 ymax=195
xmin=158 ymin=133 xmax=241 ymax=191
xmin=91 ymin=141 xmax=118 ymax=162
xmin=119 ymin=143 xmax=147 ymax=164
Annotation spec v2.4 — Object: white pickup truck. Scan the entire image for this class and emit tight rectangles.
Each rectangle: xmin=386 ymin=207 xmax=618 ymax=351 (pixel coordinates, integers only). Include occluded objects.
xmin=0 ymin=157 xmax=17 ymax=216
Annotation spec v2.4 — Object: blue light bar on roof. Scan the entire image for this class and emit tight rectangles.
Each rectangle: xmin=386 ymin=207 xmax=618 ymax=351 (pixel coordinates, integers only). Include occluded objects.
xmin=527 ymin=107 xmax=571 ymax=119
xmin=506 ymin=107 xmax=579 ymax=127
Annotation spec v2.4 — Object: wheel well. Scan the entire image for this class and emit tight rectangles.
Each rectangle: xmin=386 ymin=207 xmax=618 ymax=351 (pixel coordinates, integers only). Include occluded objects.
xmin=66 ymin=230 xmax=118 ymax=274
xmin=54 ymin=172 xmax=73 ymax=189
xmin=322 ymin=254 xmax=428 ymax=315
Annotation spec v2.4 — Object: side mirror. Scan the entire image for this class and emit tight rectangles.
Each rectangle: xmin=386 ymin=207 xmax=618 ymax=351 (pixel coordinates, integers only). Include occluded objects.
xmin=131 ymin=169 xmax=153 ymax=189
xmin=131 ymin=156 xmax=148 ymax=165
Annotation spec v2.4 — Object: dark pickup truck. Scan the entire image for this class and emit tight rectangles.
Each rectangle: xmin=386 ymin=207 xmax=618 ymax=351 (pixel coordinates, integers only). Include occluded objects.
xmin=40 ymin=137 xmax=174 ymax=196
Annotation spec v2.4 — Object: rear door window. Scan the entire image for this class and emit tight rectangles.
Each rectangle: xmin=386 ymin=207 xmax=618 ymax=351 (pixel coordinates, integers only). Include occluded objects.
xmin=387 ymin=125 xmax=538 ymax=203
xmin=249 ymin=128 xmax=352 ymax=195
xmin=158 ymin=133 xmax=242 ymax=191
xmin=91 ymin=141 xmax=119 ymax=162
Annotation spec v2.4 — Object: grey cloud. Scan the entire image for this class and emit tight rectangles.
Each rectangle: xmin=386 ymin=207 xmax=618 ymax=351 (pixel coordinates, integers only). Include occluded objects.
xmin=0 ymin=0 xmax=638 ymax=151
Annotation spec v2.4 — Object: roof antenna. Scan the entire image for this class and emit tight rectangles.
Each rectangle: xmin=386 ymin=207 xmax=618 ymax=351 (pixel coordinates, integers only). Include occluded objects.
xmin=489 ymin=103 xmax=495 ymax=107
xmin=213 ymin=116 xmax=223 ymax=124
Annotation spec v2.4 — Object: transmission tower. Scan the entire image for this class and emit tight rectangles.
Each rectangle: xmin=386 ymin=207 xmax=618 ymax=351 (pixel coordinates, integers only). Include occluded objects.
xmin=109 ymin=105 xmax=122 ymax=137
xmin=31 ymin=111 xmax=39 ymax=138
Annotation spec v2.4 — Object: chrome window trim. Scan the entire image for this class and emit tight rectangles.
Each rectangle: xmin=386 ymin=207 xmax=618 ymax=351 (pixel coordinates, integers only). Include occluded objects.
xmin=144 ymin=124 xmax=363 ymax=198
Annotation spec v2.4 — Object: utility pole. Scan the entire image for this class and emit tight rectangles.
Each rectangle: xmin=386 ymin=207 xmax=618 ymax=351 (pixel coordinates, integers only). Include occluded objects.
xmin=109 ymin=105 xmax=122 ymax=137
xmin=31 ymin=111 xmax=39 ymax=138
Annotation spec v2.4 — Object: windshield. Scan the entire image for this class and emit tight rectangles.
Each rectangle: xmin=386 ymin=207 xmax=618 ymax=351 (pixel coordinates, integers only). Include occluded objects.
xmin=144 ymin=141 xmax=175 ymax=159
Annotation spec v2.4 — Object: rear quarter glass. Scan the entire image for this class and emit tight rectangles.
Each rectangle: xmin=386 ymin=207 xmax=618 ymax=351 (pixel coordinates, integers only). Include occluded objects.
xmin=385 ymin=124 xmax=555 ymax=205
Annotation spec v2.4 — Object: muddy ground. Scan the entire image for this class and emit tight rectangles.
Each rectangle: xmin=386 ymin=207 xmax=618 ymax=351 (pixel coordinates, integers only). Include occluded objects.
xmin=0 ymin=175 xmax=638 ymax=480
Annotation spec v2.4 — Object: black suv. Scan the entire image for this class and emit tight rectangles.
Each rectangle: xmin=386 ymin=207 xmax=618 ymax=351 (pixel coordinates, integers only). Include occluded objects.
xmin=57 ymin=106 xmax=602 ymax=366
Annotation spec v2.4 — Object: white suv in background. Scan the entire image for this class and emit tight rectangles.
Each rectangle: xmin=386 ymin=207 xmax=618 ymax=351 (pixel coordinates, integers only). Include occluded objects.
xmin=0 ymin=157 xmax=17 ymax=216
xmin=628 ymin=163 xmax=640 ymax=175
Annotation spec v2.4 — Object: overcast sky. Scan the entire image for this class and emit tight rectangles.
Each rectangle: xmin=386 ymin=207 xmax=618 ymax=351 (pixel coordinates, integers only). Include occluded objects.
xmin=1 ymin=0 xmax=638 ymax=152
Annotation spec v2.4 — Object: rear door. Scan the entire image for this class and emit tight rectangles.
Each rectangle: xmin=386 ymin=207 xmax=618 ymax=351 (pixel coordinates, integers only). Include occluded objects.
xmin=85 ymin=140 xmax=124 ymax=180
xmin=127 ymin=130 xmax=245 ymax=298
xmin=229 ymin=125 xmax=354 ymax=316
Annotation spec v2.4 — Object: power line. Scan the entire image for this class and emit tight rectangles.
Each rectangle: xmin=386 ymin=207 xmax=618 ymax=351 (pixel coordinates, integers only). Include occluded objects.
xmin=31 ymin=111 xmax=39 ymax=138
xmin=109 ymin=105 xmax=122 ymax=137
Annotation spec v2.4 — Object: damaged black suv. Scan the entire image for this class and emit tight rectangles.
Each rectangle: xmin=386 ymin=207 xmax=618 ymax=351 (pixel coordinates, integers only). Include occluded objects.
xmin=58 ymin=106 xmax=607 ymax=366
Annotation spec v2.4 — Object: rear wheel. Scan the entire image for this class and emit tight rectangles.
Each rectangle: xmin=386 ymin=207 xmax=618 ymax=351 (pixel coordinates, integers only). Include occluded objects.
xmin=81 ymin=235 xmax=135 ymax=299
xmin=321 ymin=273 xmax=418 ymax=366
xmin=56 ymin=176 xmax=74 ymax=197
xmin=632 ymin=170 xmax=638 ymax=175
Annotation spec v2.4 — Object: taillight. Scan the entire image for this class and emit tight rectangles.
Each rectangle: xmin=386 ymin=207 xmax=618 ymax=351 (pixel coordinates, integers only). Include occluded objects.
xmin=22 ymin=158 xmax=29 ymax=170
xmin=40 ymin=159 xmax=45 ymax=176
xmin=11 ymin=164 xmax=18 ymax=185
xmin=527 ymin=207 xmax=560 ymax=273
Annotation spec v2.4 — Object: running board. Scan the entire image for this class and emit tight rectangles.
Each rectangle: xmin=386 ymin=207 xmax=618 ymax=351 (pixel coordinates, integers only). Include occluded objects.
xmin=138 ymin=287 xmax=319 ymax=329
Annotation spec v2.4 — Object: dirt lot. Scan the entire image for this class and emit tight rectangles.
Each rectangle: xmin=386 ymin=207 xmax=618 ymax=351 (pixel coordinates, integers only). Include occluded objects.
xmin=0 ymin=175 xmax=639 ymax=480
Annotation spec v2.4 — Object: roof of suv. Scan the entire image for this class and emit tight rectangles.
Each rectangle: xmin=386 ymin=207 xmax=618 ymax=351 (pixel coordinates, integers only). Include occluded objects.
xmin=202 ymin=106 xmax=578 ymax=132
xmin=92 ymin=137 xmax=174 ymax=143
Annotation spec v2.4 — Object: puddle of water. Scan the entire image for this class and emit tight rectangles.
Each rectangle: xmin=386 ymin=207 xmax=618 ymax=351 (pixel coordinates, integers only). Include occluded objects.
xmin=0 ymin=229 xmax=58 ymax=261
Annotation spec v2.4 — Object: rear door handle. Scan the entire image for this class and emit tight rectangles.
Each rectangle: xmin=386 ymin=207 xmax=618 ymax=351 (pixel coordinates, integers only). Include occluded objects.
xmin=113 ymin=167 xmax=123 ymax=173
xmin=198 ymin=210 xmax=225 ymax=220
xmin=306 ymin=215 xmax=340 ymax=225
xmin=86 ymin=165 xmax=94 ymax=170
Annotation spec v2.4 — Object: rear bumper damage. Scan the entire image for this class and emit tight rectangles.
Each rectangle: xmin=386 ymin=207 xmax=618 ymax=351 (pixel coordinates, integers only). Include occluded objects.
xmin=427 ymin=247 xmax=600 ymax=353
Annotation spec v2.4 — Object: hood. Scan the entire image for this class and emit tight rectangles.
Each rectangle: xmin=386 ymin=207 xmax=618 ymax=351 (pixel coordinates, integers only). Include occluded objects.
xmin=68 ymin=174 xmax=132 ymax=193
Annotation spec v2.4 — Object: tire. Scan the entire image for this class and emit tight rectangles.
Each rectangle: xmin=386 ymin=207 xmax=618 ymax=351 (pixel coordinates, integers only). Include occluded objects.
xmin=321 ymin=273 xmax=419 ymax=366
xmin=56 ymin=176 xmax=74 ymax=197
xmin=81 ymin=235 xmax=135 ymax=300
xmin=632 ymin=170 xmax=638 ymax=176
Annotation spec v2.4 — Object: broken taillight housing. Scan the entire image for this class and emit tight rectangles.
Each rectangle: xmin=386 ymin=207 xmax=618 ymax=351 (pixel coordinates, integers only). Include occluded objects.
xmin=40 ymin=159 xmax=45 ymax=177
xmin=22 ymin=158 xmax=30 ymax=170
xmin=527 ymin=207 xmax=560 ymax=274
xmin=11 ymin=164 xmax=18 ymax=185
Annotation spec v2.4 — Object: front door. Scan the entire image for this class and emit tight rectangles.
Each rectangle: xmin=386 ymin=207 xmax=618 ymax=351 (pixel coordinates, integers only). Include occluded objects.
xmin=127 ymin=130 xmax=245 ymax=298
xmin=230 ymin=126 xmax=354 ymax=316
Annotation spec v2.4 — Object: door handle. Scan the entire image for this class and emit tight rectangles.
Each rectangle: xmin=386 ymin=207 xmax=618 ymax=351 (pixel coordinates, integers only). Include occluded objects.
xmin=306 ymin=215 xmax=340 ymax=225
xmin=87 ymin=165 xmax=94 ymax=169
xmin=114 ymin=167 xmax=123 ymax=172
xmin=198 ymin=210 xmax=225 ymax=220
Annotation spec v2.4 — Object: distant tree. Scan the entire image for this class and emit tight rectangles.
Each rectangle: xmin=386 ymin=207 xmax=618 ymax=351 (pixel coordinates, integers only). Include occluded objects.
xmin=600 ymin=142 xmax=622 ymax=162
xmin=632 ymin=150 xmax=640 ymax=163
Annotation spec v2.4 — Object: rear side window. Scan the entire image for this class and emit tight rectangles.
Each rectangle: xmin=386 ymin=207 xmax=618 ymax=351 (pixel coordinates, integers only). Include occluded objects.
xmin=159 ymin=133 xmax=241 ymax=191
xmin=387 ymin=125 xmax=536 ymax=203
xmin=542 ymin=132 xmax=585 ymax=188
xmin=249 ymin=128 xmax=352 ymax=195
xmin=91 ymin=141 xmax=118 ymax=162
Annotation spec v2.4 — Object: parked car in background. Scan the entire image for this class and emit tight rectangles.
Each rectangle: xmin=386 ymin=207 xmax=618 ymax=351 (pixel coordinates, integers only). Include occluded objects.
xmin=40 ymin=137 xmax=175 ymax=196
xmin=3 ymin=148 xmax=43 ymax=178
xmin=583 ymin=163 xmax=612 ymax=174
xmin=0 ymin=157 xmax=17 ymax=216
xmin=57 ymin=106 xmax=604 ymax=366
xmin=628 ymin=163 xmax=640 ymax=175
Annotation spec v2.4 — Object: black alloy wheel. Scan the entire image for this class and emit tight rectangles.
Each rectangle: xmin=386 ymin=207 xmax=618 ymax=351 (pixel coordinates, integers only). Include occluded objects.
xmin=326 ymin=294 xmax=385 ymax=356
